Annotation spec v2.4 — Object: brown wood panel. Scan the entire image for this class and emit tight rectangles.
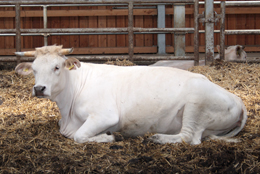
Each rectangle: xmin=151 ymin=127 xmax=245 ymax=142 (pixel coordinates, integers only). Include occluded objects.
xmin=48 ymin=6 xmax=61 ymax=46
xmin=245 ymin=14 xmax=255 ymax=46
xmin=144 ymin=15 xmax=153 ymax=47
xmin=69 ymin=6 xmax=79 ymax=48
xmin=185 ymin=15 xmax=191 ymax=46
xmin=226 ymin=14 xmax=237 ymax=45
xmin=0 ymin=46 xmax=157 ymax=55
xmin=32 ymin=7 xmax=43 ymax=47
xmin=98 ymin=6 xmax=107 ymax=48
xmin=125 ymin=16 xmax=129 ymax=47
xmin=236 ymin=14 xmax=246 ymax=45
xmin=22 ymin=7 xmax=33 ymax=49
xmin=0 ymin=7 xmax=5 ymax=49
xmin=165 ymin=11 xmax=172 ymax=47
xmin=153 ymin=14 xmax=157 ymax=47
xmin=60 ymin=6 xmax=71 ymax=48
xmin=88 ymin=6 xmax=98 ymax=48
xmin=189 ymin=12 xmax=194 ymax=47
xmin=2 ymin=46 xmax=260 ymax=56
xmin=79 ymin=6 xmax=89 ymax=48
xmin=1 ymin=3 xmax=260 ymax=56
xmin=2 ymin=7 xmax=260 ymax=18
xmin=134 ymin=15 xmax=144 ymax=47
xmin=116 ymin=16 xmax=126 ymax=47
xmin=256 ymin=14 xmax=260 ymax=45
xmin=106 ymin=6 xmax=116 ymax=47
xmin=4 ymin=7 xmax=15 ymax=49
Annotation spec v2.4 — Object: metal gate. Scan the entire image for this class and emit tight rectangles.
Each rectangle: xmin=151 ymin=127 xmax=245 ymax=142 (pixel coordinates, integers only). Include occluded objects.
xmin=0 ymin=0 xmax=200 ymax=65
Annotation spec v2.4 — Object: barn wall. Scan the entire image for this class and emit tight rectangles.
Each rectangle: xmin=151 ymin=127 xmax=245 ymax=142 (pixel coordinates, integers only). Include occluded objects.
xmin=0 ymin=1 xmax=260 ymax=56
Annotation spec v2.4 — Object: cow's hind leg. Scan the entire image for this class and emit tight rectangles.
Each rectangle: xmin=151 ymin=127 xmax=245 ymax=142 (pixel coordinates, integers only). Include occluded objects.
xmin=149 ymin=103 xmax=205 ymax=145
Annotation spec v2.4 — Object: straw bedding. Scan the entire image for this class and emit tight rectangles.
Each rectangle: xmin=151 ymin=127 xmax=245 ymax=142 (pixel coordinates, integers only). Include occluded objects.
xmin=0 ymin=60 xmax=259 ymax=173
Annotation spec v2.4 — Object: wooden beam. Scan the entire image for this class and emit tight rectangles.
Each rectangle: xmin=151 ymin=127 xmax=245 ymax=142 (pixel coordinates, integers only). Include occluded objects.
xmin=1 ymin=7 xmax=260 ymax=18
xmin=0 ymin=46 xmax=157 ymax=55
xmin=1 ymin=46 xmax=260 ymax=56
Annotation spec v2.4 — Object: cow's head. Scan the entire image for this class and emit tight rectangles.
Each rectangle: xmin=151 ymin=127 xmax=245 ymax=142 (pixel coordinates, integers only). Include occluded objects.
xmin=216 ymin=45 xmax=247 ymax=61
xmin=15 ymin=45 xmax=81 ymax=100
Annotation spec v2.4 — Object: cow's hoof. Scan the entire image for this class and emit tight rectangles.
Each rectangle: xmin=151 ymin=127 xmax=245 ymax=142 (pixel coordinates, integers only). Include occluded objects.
xmin=148 ymin=134 xmax=162 ymax=144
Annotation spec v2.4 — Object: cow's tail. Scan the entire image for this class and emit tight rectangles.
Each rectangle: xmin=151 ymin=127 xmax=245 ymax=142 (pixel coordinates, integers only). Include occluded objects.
xmin=209 ymin=106 xmax=247 ymax=143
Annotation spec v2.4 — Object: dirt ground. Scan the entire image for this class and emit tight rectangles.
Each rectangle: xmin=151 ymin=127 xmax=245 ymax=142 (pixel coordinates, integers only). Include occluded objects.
xmin=0 ymin=61 xmax=260 ymax=173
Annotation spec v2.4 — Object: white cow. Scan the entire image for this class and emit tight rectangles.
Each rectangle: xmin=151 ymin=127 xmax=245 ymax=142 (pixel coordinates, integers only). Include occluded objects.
xmin=150 ymin=45 xmax=247 ymax=70
xmin=214 ymin=45 xmax=247 ymax=61
xmin=15 ymin=45 xmax=247 ymax=145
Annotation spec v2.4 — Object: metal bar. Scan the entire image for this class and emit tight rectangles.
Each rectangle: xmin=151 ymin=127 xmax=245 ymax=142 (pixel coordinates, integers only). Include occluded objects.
xmin=174 ymin=4 xmax=185 ymax=56
xmin=114 ymin=6 xmax=157 ymax=9
xmin=199 ymin=1 xmax=260 ymax=6
xmin=1 ymin=1 xmax=260 ymax=7
xmin=133 ymin=55 xmax=194 ymax=61
xmin=225 ymin=30 xmax=260 ymax=35
xmin=15 ymin=3 xmax=21 ymax=64
xmin=17 ymin=28 xmax=194 ymax=33
xmin=0 ymin=3 xmax=181 ymax=8
xmin=43 ymin=5 xmax=48 ymax=46
xmin=134 ymin=28 xmax=194 ymax=33
xmin=2 ymin=28 xmax=259 ymax=36
xmin=128 ymin=2 xmax=134 ymax=61
xmin=194 ymin=0 xmax=199 ymax=66
xmin=0 ymin=29 xmax=16 ymax=33
xmin=205 ymin=0 xmax=214 ymax=65
xmin=0 ymin=31 xmax=192 ymax=36
xmin=220 ymin=1 xmax=225 ymax=61
xmin=0 ymin=0 xmax=195 ymax=5
xmin=0 ymin=55 xmax=195 ymax=62
xmin=225 ymin=1 xmax=260 ymax=6
xmin=157 ymin=5 xmax=166 ymax=54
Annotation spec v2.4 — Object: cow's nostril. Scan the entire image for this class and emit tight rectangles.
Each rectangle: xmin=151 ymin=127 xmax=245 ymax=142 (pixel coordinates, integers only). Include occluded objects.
xmin=34 ymin=86 xmax=46 ymax=92
xmin=41 ymin=86 xmax=46 ymax=92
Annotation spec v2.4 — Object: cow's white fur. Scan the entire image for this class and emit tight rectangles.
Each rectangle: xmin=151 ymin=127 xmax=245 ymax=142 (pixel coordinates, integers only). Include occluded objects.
xmin=150 ymin=45 xmax=247 ymax=70
xmin=15 ymin=45 xmax=247 ymax=145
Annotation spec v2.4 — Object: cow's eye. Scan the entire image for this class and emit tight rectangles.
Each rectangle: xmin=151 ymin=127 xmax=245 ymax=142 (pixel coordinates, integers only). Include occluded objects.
xmin=54 ymin=66 xmax=59 ymax=71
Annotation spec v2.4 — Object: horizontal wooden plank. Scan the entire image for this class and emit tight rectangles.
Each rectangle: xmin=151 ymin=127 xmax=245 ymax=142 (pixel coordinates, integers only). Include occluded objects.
xmin=0 ymin=46 xmax=157 ymax=55
xmin=1 ymin=46 xmax=260 ymax=56
xmin=1 ymin=7 xmax=260 ymax=18
xmin=0 ymin=9 xmax=156 ymax=17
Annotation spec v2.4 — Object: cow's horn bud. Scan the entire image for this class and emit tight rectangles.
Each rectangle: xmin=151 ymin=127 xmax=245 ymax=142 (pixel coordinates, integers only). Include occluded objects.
xmin=60 ymin=48 xmax=74 ymax=55
xmin=15 ymin=51 xmax=36 ymax=57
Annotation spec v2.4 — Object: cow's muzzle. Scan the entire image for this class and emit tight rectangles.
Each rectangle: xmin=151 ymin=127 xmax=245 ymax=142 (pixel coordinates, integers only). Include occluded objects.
xmin=34 ymin=85 xmax=46 ymax=98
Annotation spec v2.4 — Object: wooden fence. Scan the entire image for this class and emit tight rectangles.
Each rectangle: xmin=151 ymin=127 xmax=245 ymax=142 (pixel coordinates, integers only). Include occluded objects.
xmin=0 ymin=1 xmax=260 ymax=56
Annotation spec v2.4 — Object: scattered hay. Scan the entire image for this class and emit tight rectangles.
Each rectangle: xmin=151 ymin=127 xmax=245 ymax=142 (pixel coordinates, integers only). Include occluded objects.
xmin=0 ymin=62 xmax=259 ymax=173
xmin=105 ymin=59 xmax=136 ymax=66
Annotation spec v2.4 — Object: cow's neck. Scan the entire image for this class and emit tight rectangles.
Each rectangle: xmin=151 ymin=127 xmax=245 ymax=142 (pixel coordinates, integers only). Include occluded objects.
xmin=54 ymin=69 xmax=79 ymax=120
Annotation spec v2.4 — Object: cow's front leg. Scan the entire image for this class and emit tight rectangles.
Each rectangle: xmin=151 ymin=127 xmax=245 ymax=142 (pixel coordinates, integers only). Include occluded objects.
xmin=73 ymin=114 xmax=119 ymax=143
xmin=58 ymin=119 xmax=62 ymax=127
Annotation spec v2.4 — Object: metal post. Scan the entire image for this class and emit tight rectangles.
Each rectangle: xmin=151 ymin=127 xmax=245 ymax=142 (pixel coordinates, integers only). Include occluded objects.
xmin=43 ymin=5 xmax=48 ymax=46
xmin=15 ymin=3 xmax=21 ymax=64
xmin=220 ymin=1 xmax=225 ymax=60
xmin=128 ymin=2 xmax=134 ymax=61
xmin=194 ymin=0 xmax=199 ymax=66
xmin=157 ymin=5 xmax=165 ymax=54
xmin=174 ymin=4 xmax=185 ymax=56
xmin=205 ymin=0 xmax=214 ymax=65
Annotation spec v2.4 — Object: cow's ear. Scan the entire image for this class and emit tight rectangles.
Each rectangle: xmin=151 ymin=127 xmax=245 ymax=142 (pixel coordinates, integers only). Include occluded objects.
xmin=236 ymin=46 xmax=242 ymax=56
xmin=65 ymin=57 xmax=81 ymax=70
xmin=15 ymin=63 xmax=33 ymax=75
